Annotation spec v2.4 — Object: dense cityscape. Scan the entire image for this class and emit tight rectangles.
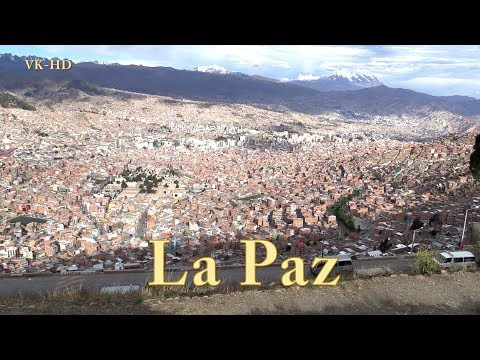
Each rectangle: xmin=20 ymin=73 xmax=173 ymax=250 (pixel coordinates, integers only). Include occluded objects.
xmin=1 ymin=92 xmax=479 ymax=275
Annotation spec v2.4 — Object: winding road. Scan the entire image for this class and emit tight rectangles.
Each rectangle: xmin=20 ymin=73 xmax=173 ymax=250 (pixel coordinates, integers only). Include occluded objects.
xmin=0 ymin=256 xmax=415 ymax=296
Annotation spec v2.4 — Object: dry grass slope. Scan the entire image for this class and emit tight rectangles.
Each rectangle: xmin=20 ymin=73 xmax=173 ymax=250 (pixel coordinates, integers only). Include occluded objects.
xmin=1 ymin=270 xmax=480 ymax=314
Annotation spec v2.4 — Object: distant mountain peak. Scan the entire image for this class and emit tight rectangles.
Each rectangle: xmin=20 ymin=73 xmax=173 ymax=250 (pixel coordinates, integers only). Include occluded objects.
xmin=0 ymin=53 xmax=17 ymax=61
xmin=0 ymin=53 xmax=72 ymax=67
xmin=0 ymin=53 xmax=49 ymax=62
xmin=331 ymin=69 xmax=358 ymax=80
xmin=91 ymin=60 xmax=118 ymax=66
xmin=194 ymin=65 xmax=231 ymax=75
xmin=329 ymin=69 xmax=381 ymax=84
xmin=291 ymin=70 xmax=382 ymax=91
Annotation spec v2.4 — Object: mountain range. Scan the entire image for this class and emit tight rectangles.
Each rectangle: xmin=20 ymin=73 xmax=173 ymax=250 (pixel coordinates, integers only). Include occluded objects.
xmin=1 ymin=53 xmax=480 ymax=131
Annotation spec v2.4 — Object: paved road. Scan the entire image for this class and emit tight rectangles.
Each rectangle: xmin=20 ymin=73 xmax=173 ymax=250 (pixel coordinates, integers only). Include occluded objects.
xmin=0 ymin=257 xmax=415 ymax=297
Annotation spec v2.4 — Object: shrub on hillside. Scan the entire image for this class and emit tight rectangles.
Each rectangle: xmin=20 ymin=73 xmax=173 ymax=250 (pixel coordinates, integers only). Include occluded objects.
xmin=415 ymin=249 xmax=440 ymax=275
xmin=464 ymin=243 xmax=480 ymax=265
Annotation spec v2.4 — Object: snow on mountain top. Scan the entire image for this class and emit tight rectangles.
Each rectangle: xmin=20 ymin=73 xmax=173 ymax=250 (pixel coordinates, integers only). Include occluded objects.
xmin=92 ymin=60 xmax=116 ymax=65
xmin=296 ymin=70 xmax=380 ymax=83
xmin=292 ymin=69 xmax=383 ymax=91
xmin=332 ymin=69 xmax=357 ymax=81
xmin=331 ymin=69 xmax=378 ymax=82
xmin=194 ymin=65 xmax=230 ymax=74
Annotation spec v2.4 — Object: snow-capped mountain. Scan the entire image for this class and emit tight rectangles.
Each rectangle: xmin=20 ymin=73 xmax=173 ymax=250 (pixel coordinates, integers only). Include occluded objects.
xmin=291 ymin=70 xmax=383 ymax=91
xmin=90 ymin=60 xmax=119 ymax=65
xmin=193 ymin=65 xmax=231 ymax=75
xmin=0 ymin=53 xmax=50 ymax=64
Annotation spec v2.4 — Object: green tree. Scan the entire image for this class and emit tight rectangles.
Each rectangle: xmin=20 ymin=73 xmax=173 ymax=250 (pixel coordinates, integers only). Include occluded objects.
xmin=429 ymin=212 xmax=442 ymax=225
xmin=146 ymin=183 xmax=154 ymax=193
xmin=329 ymin=189 xmax=360 ymax=232
xmin=470 ymin=134 xmax=480 ymax=180
xmin=153 ymin=139 xmax=159 ymax=148
xmin=378 ymin=238 xmax=392 ymax=253
xmin=411 ymin=218 xmax=424 ymax=230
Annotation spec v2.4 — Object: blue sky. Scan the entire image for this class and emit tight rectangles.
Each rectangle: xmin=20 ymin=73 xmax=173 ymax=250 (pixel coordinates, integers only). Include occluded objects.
xmin=1 ymin=45 xmax=480 ymax=98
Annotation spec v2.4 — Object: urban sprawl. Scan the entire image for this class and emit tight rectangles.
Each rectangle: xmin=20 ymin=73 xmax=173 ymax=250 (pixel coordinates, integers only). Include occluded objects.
xmin=0 ymin=95 xmax=479 ymax=275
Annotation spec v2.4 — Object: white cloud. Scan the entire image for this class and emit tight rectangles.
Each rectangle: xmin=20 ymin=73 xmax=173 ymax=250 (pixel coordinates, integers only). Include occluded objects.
xmin=393 ymin=76 xmax=480 ymax=97
xmin=297 ymin=74 xmax=320 ymax=81
xmin=398 ymin=76 xmax=480 ymax=87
